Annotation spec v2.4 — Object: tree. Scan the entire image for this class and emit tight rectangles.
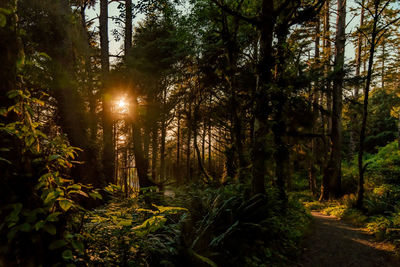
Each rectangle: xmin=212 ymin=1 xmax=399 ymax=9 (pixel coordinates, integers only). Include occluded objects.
xmin=356 ymin=0 xmax=400 ymax=209
xmin=324 ymin=0 xmax=346 ymax=199
xmin=100 ymin=0 xmax=115 ymax=185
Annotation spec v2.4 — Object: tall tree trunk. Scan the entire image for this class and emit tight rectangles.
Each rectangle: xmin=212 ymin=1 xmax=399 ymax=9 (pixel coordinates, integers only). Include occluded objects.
xmin=100 ymin=0 xmax=114 ymax=185
xmin=320 ymin=0 xmax=332 ymax=200
xmin=160 ymin=86 xmax=167 ymax=181
xmin=47 ymin=1 xmax=97 ymax=185
xmin=381 ymin=42 xmax=385 ymax=89
xmin=125 ymin=0 xmax=132 ymax=59
xmin=151 ymin=124 xmax=158 ymax=181
xmin=186 ymin=103 xmax=192 ymax=182
xmin=202 ymin=120 xmax=206 ymax=164
xmin=208 ymin=96 xmax=212 ymax=171
xmin=310 ymin=17 xmax=320 ymax=196
xmin=273 ymin=20 xmax=290 ymax=203
xmin=356 ymin=1 xmax=380 ymax=209
xmin=350 ymin=1 xmax=364 ymax=157
xmin=131 ymin=96 xmax=155 ymax=188
xmin=327 ymin=0 xmax=346 ymax=198
xmin=176 ymin=109 xmax=181 ymax=182
xmin=251 ymin=0 xmax=274 ymax=195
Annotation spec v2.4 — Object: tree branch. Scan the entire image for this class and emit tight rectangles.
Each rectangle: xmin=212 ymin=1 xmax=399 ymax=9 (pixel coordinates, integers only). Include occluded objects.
xmin=210 ymin=0 xmax=259 ymax=26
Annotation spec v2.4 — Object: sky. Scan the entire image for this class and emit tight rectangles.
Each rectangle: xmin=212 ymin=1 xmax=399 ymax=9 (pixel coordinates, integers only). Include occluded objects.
xmin=86 ymin=2 xmax=142 ymax=60
xmin=85 ymin=1 xmax=360 ymax=65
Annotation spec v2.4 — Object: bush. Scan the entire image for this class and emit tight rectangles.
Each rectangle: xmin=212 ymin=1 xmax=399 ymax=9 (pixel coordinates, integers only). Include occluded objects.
xmin=83 ymin=184 xmax=312 ymax=266
xmin=366 ymin=141 xmax=400 ymax=184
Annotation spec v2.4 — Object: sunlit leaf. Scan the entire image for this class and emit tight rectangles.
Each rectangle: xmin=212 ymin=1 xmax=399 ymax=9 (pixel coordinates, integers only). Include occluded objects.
xmin=59 ymin=199 xmax=74 ymax=211
xmin=89 ymin=191 xmax=102 ymax=200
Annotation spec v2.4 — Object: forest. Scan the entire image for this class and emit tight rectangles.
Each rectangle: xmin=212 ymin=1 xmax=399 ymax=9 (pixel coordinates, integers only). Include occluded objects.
xmin=2 ymin=0 xmax=400 ymax=266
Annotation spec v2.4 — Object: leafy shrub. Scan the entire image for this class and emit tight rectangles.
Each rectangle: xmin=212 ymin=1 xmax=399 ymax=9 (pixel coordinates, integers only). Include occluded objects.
xmin=0 ymin=89 xmax=100 ymax=266
xmin=366 ymin=141 xmax=400 ymax=184
xmin=83 ymin=184 xmax=312 ymax=266
xmin=83 ymin=192 xmax=188 ymax=266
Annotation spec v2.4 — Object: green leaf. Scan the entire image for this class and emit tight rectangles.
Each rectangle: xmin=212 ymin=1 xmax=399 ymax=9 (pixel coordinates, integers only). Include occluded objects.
xmin=72 ymin=240 xmax=84 ymax=253
xmin=67 ymin=184 xmax=81 ymax=190
xmin=7 ymin=90 xmax=22 ymax=99
xmin=191 ymin=250 xmax=218 ymax=267
xmin=44 ymin=224 xmax=57 ymax=235
xmin=88 ymin=191 xmax=102 ymax=200
xmin=46 ymin=212 xmax=61 ymax=222
xmin=19 ymin=223 xmax=31 ymax=232
xmin=62 ymin=249 xmax=73 ymax=260
xmin=0 ymin=8 xmax=13 ymax=15
xmin=34 ymin=220 xmax=45 ymax=231
xmin=117 ymin=219 xmax=132 ymax=226
xmin=0 ymin=14 xmax=6 ymax=28
xmin=68 ymin=190 xmax=88 ymax=198
xmin=153 ymin=204 xmax=188 ymax=214
xmin=49 ymin=154 xmax=61 ymax=161
xmin=59 ymin=200 xmax=74 ymax=211
xmin=44 ymin=191 xmax=60 ymax=205
xmin=49 ymin=239 xmax=67 ymax=250
xmin=0 ymin=157 xmax=12 ymax=164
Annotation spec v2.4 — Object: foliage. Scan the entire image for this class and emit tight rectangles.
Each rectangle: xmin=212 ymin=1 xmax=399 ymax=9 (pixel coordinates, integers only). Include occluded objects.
xmin=173 ymin=184 xmax=311 ymax=266
xmin=0 ymin=89 xmax=101 ymax=266
xmin=82 ymin=184 xmax=312 ymax=266
xmin=365 ymin=141 xmax=400 ymax=184
xmin=83 ymin=191 xmax=188 ymax=266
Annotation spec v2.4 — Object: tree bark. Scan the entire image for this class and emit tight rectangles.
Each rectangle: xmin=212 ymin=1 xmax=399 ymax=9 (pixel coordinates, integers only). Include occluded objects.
xmin=310 ymin=17 xmax=320 ymax=196
xmin=251 ymin=0 xmax=274 ymax=195
xmin=160 ymin=89 xmax=167 ymax=182
xmin=327 ymin=0 xmax=346 ymax=198
xmin=320 ymin=0 xmax=332 ymax=200
xmin=151 ymin=123 xmax=158 ymax=181
xmin=100 ymin=0 xmax=114 ymax=185
xmin=186 ymin=102 xmax=192 ymax=182
xmin=350 ymin=1 xmax=364 ymax=158
xmin=356 ymin=0 xmax=380 ymax=209
xmin=124 ymin=0 xmax=132 ymax=59
xmin=131 ymin=96 xmax=155 ymax=188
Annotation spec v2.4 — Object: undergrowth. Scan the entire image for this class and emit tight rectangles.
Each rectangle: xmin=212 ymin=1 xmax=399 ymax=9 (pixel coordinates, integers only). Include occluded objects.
xmin=82 ymin=184 xmax=311 ymax=266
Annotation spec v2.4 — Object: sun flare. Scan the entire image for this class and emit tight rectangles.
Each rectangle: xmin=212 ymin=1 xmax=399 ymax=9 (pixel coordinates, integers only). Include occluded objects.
xmin=115 ymin=97 xmax=129 ymax=114
xmin=117 ymin=98 xmax=128 ymax=109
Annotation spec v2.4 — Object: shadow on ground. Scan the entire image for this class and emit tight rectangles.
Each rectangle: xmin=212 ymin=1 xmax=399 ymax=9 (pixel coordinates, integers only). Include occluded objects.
xmin=298 ymin=212 xmax=400 ymax=267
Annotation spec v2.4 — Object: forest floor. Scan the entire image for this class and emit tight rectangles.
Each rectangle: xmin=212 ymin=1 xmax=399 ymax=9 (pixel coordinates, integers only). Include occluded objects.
xmin=298 ymin=212 xmax=400 ymax=267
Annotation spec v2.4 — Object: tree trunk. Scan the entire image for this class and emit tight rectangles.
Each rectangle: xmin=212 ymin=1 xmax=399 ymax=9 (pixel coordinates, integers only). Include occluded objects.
xmin=160 ymin=116 xmax=166 ymax=182
xmin=320 ymin=0 xmax=332 ymax=200
xmin=100 ymin=0 xmax=114 ymax=185
xmin=381 ymin=42 xmax=385 ymax=89
xmin=310 ymin=17 xmax=320 ymax=196
xmin=350 ymin=1 xmax=364 ymax=158
xmin=251 ymin=0 xmax=274 ymax=195
xmin=356 ymin=1 xmax=380 ymax=209
xmin=151 ymin=123 xmax=158 ymax=181
xmin=124 ymin=0 xmax=132 ymax=59
xmin=131 ymin=96 xmax=155 ymax=188
xmin=186 ymin=103 xmax=192 ymax=182
xmin=208 ymin=96 xmax=212 ymax=171
xmin=327 ymin=0 xmax=346 ymax=198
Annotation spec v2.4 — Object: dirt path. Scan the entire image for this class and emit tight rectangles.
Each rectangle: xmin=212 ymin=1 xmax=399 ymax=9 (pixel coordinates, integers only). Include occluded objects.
xmin=298 ymin=212 xmax=399 ymax=267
